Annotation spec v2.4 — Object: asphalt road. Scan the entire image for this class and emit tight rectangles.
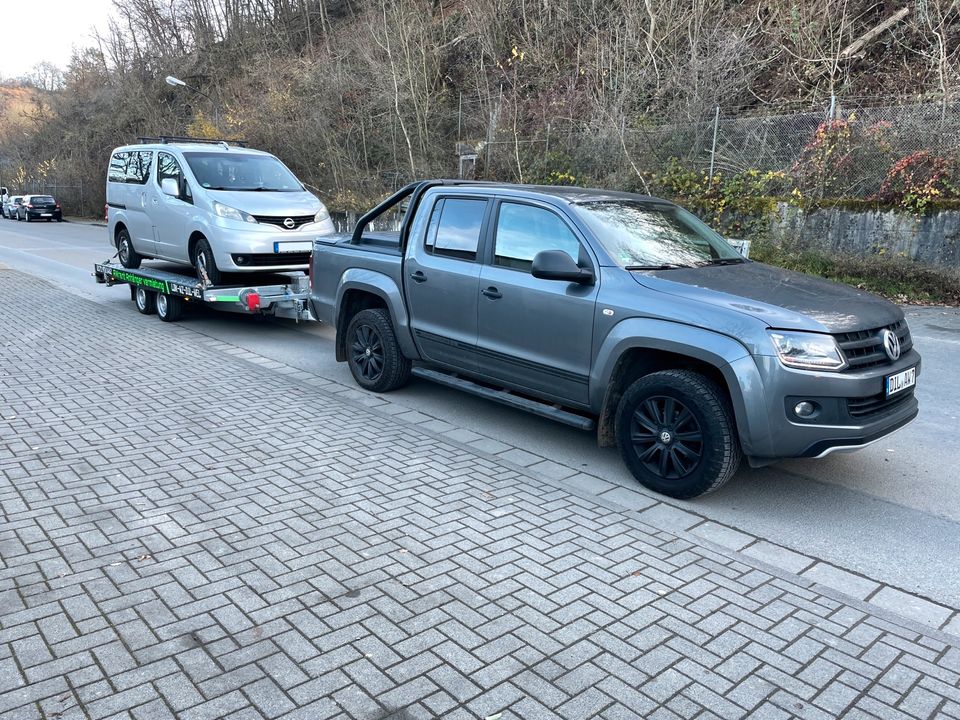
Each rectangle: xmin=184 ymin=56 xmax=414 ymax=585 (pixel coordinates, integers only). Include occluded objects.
xmin=3 ymin=217 xmax=959 ymax=609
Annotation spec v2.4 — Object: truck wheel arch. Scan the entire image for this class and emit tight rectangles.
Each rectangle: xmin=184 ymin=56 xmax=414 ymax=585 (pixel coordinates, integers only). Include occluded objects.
xmin=592 ymin=319 xmax=772 ymax=457
xmin=334 ymin=273 xmax=417 ymax=363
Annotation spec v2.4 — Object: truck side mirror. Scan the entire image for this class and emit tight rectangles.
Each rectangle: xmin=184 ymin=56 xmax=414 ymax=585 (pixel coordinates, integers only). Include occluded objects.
xmin=531 ymin=250 xmax=594 ymax=284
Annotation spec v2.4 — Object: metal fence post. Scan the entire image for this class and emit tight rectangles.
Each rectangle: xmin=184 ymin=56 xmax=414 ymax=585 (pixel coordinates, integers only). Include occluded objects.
xmin=708 ymin=105 xmax=720 ymax=181
xmin=828 ymin=94 xmax=836 ymax=121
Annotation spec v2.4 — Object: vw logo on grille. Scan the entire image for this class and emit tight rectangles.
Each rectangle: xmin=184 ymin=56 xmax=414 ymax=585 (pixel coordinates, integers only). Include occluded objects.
xmin=881 ymin=329 xmax=901 ymax=361
xmin=283 ymin=217 xmax=296 ymax=229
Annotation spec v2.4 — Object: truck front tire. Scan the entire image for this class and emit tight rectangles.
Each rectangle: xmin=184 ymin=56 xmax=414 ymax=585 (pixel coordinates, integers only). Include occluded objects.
xmin=345 ymin=308 xmax=412 ymax=393
xmin=615 ymin=369 xmax=741 ymax=499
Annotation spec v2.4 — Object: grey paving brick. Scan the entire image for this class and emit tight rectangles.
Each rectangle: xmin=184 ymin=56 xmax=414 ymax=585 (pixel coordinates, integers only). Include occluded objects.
xmin=0 ymin=268 xmax=957 ymax=720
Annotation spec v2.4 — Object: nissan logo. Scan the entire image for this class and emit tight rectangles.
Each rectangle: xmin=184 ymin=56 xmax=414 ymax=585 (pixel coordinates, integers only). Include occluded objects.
xmin=283 ymin=217 xmax=295 ymax=229
xmin=881 ymin=329 xmax=901 ymax=361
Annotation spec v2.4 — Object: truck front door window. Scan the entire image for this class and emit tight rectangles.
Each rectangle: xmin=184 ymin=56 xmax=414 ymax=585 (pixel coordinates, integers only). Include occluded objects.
xmin=494 ymin=202 xmax=582 ymax=272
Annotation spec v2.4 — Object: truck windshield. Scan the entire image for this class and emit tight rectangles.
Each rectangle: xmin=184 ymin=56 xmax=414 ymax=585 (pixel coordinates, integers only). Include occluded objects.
xmin=574 ymin=200 xmax=744 ymax=268
xmin=182 ymin=152 xmax=303 ymax=192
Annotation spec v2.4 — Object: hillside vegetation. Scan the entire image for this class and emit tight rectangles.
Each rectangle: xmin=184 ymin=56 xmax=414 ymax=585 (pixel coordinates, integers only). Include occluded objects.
xmin=1 ymin=0 xmax=959 ymax=214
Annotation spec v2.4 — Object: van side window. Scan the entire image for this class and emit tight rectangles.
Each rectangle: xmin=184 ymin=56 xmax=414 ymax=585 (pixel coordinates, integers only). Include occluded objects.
xmin=125 ymin=151 xmax=153 ymax=185
xmin=424 ymin=198 xmax=485 ymax=262
xmin=108 ymin=152 xmax=128 ymax=183
xmin=157 ymin=152 xmax=192 ymax=202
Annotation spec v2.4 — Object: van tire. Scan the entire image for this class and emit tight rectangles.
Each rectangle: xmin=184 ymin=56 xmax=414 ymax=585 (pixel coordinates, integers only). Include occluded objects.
xmin=117 ymin=228 xmax=142 ymax=269
xmin=156 ymin=293 xmax=183 ymax=322
xmin=615 ymin=369 xmax=741 ymax=499
xmin=345 ymin=308 xmax=411 ymax=393
xmin=135 ymin=286 xmax=156 ymax=315
xmin=193 ymin=238 xmax=222 ymax=285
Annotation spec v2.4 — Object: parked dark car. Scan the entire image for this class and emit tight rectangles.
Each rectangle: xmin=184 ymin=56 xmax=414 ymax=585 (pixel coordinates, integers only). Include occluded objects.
xmin=3 ymin=195 xmax=23 ymax=219
xmin=18 ymin=194 xmax=62 ymax=222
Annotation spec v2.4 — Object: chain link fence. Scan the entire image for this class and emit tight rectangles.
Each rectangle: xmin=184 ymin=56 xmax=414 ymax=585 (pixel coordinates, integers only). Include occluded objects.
xmin=473 ymin=96 xmax=960 ymax=199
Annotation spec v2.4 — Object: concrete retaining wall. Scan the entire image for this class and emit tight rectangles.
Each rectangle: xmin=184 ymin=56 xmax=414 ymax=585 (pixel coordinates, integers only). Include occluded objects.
xmin=769 ymin=203 xmax=960 ymax=269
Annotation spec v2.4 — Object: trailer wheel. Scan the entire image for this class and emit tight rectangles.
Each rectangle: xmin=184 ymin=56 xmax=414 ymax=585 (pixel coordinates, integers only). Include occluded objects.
xmin=117 ymin=228 xmax=142 ymax=269
xmin=156 ymin=293 xmax=183 ymax=322
xmin=345 ymin=308 xmax=411 ymax=392
xmin=135 ymin=286 xmax=156 ymax=315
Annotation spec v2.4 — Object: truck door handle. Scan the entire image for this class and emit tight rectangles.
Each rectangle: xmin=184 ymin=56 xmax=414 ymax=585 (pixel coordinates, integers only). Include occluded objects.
xmin=409 ymin=270 xmax=427 ymax=283
xmin=481 ymin=287 xmax=502 ymax=299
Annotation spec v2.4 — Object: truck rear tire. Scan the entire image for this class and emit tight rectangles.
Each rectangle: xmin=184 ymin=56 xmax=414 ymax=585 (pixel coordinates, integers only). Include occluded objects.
xmin=156 ymin=293 xmax=183 ymax=322
xmin=135 ymin=286 xmax=156 ymax=315
xmin=615 ymin=369 xmax=741 ymax=499
xmin=345 ymin=308 xmax=411 ymax=393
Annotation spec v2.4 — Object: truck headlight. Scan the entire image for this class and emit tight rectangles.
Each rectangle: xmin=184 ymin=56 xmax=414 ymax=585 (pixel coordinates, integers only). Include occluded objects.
xmin=315 ymin=203 xmax=330 ymax=223
xmin=769 ymin=331 xmax=846 ymax=371
xmin=212 ymin=201 xmax=257 ymax=223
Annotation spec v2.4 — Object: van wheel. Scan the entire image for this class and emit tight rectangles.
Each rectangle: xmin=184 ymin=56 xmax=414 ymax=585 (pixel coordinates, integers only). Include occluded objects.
xmin=345 ymin=308 xmax=411 ymax=392
xmin=615 ymin=369 xmax=741 ymax=499
xmin=193 ymin=238 xmax=222 ymax=285
xmin=156 ymin=293 xmax=183 ymax=322
xmin=117 ymin=228 xmax=142 ymax=269
xmin=135 ymin=286 xmax=156 ymax=315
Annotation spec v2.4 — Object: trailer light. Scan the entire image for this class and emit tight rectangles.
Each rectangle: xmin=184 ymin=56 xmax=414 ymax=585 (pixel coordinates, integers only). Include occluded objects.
xmin=242 ymin=290 xmax=261 ymax=312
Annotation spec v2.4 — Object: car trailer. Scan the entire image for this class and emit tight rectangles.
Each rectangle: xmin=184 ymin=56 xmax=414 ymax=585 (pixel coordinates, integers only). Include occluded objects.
xmin=93 ymin=262 xmax=315 ymax=322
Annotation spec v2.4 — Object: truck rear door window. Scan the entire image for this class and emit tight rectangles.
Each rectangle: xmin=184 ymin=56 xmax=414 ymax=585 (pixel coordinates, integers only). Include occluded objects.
xmin=425 ymin=198 xmax=485 ymax=261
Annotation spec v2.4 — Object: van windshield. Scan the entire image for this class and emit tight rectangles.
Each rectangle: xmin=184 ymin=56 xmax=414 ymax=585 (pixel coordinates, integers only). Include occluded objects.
xmin=182 ymin=152 xmax=303 ymax=192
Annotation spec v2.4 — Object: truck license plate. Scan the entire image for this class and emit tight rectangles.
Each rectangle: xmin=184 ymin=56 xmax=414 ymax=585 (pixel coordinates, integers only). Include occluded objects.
xmin=886 ymin=366 xmax=916 ymax=397
xmin=274 ymin=241 xmax=312 ymax=253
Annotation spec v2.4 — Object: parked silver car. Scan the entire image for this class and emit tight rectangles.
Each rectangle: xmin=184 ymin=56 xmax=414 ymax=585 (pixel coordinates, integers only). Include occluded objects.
xmin=106 ymin=137 xmax=335 ymax=283
xmin=3 ymin=196 xmax=23 ymax=219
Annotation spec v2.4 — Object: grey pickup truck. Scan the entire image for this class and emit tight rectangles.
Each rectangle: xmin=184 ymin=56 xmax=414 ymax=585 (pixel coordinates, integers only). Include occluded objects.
xmin=310 ymin=180 xmax=919 ymax=498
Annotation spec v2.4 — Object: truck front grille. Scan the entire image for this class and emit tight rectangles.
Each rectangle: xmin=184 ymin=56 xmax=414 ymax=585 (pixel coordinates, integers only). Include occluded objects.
xmin=253 ymin=214 xmax=314 ymax=230
xmin=834 ymin=320 xmax=912 ymax=370
xmin=847 ymin=388 xmax=915 ymax=419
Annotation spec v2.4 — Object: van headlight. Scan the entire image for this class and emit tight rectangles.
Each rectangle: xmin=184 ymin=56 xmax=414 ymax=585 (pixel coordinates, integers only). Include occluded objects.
xmin=315 ymin=203 xmax=330 ymax=223
xmin=769 ymin=331 xmax=846 ymax=371
xmin=212 ymin=201 xmax=257 ymax=223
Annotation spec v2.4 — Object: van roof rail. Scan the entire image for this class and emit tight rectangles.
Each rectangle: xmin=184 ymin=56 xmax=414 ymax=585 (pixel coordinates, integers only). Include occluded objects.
xmin=135 ymin=135 xmax=248 ymax=148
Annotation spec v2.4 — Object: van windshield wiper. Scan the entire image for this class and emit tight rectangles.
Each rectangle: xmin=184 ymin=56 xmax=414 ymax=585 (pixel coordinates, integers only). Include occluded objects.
xmin=624 ymin=263 xmax=692 ymax=270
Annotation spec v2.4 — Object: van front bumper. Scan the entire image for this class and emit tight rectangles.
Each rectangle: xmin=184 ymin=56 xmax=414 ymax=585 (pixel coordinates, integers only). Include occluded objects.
xmin=209 ymin=217 xmax=335 ymax=272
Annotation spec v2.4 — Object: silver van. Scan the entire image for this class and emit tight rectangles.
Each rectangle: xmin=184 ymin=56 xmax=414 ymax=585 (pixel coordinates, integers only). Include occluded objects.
xmin=105 ymin=138 xmax=335 ymax=283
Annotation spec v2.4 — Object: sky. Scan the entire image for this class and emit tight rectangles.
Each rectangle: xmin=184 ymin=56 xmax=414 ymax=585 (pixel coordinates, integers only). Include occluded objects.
xmin=1 ymin=0 xmax=115 ymax=79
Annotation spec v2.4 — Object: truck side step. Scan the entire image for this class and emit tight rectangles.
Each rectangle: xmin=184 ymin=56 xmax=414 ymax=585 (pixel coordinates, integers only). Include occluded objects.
xmin=411 ymin=367 xmax=596 ymax=432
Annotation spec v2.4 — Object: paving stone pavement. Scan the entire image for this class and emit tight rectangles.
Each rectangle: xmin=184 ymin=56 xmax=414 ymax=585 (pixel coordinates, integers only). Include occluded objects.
xmin=2 ymin=268 xmax=960 ymax=720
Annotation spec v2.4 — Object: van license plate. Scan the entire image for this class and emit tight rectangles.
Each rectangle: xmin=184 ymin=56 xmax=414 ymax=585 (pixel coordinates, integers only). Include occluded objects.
xmin=274 ymin=241 xmax=312 ymax=253
xmin=886 ymin=367 xmax=916 ymax=397
xmin=41 ymin=213 xmax=51 ymax=217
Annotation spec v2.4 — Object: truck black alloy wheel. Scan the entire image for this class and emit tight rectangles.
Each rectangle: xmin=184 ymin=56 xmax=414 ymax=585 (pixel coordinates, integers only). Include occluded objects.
xmin=135 ymin=286 xmax=156 ymax=315
xmin=345 ymin=308 xmax=412 ymax=393
xmin=117 ymin=228 xmax=142 ymax=269
xmin=156 ymin=293 xmax=183 ymax=322
xmin=615 ymin=369 xmax=741 ymax=499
